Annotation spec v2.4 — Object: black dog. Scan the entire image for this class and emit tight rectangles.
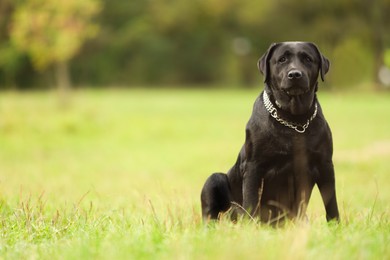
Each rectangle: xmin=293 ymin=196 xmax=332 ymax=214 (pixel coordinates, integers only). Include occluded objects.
xmin=201 ymin=42 xmax=339 ymax=224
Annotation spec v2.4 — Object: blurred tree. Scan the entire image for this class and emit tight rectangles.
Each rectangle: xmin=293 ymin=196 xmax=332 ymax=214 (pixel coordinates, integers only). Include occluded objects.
xmin=385 ymin=49 xmax=390 ymax=67
xmin=72 ymin=0 xmax=274 ymax=86
xmin=0 ymin=0 xmax=22 ymax=88
xmin=1 ymin=0 xmax=390 ymax=89
xmin=10 ymin=0 xmax=100 ymax=96
xmin=0 ymin=43 xmax=23 ymax=88
xmin=365 ymin=0 xmax=390 ymax=87
xmin=248 ymin=0 xmax=390 ymax=89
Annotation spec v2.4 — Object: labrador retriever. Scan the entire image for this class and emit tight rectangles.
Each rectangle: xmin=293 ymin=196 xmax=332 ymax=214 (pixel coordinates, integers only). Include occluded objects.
xmin=201 ymin=42 xmax=340 ymax=224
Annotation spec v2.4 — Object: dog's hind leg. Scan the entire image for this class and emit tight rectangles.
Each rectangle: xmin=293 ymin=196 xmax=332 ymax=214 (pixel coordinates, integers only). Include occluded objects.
xmin=201 ymin=173 xmax=232 ymax=221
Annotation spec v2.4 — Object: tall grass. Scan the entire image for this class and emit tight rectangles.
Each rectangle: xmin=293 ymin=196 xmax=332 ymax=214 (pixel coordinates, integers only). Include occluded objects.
xmin=0 ymin=88 xmax=389 ymax=259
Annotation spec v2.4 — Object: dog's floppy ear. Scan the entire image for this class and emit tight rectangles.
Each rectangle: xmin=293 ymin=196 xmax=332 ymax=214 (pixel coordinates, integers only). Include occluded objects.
xmin=320 ymin=55 xmax=330 ymax=81
xmin=257 ymin=43 xmax=280 ymax=83
xmin=308 ymin=42 xmax=330 ymax=81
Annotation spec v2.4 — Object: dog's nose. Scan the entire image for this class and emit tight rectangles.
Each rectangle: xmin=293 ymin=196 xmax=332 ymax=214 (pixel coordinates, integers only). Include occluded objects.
xmin=287 ymin=70 xmax=302 ymax=79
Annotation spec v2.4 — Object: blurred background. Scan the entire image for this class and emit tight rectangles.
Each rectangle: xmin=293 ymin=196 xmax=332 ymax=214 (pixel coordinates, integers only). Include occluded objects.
xmin=1 ymin=4 xmax=390 ymax=254
xmin=1 ymin=0 xmax=390 ymax=91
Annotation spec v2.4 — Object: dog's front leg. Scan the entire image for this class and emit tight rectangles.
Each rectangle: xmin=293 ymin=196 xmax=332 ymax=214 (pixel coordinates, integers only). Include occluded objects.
xmin=317 ymin=163 xmax=340 ymax=222
xmin=242 ymin=163 xmax=264 ymax=218
xmin=241 ymin=127 xmax=264 ymax=218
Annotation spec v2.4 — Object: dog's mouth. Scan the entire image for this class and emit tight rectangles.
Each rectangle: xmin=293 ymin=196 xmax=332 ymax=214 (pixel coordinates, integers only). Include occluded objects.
xmin=282 ymin=87 xmax=309 ymax=96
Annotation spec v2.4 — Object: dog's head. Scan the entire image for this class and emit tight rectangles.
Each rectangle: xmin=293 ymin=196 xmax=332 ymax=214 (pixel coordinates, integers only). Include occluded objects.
xmin=258 ymin=42 xmax=330 ymax=115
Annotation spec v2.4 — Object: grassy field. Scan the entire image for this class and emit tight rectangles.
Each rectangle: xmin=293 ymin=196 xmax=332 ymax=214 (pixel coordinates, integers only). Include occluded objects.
xmin=0 ymin=88 xmax=389 ymax=259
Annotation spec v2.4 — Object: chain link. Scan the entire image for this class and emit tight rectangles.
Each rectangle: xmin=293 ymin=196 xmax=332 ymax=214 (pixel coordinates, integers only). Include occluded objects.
xmin=263 ymin=91 xmax=317 ymax=134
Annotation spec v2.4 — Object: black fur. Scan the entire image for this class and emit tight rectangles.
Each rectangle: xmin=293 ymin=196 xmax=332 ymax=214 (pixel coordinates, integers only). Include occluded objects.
xmin=201 ymin=42 xmax=339 ymax=224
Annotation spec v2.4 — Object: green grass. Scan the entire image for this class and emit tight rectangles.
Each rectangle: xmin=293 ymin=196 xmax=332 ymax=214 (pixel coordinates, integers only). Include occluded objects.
xmin=0 ymin=88 xmax=390 ymax=259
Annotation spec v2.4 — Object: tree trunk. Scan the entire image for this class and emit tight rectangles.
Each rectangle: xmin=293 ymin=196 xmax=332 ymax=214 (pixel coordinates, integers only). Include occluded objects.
xmin=55 ymin=60 xmax=71 ymax=107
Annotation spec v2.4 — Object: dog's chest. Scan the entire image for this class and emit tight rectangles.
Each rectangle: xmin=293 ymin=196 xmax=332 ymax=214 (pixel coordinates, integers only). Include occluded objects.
xmin=256 ymin=133 xmax=321 ymax=180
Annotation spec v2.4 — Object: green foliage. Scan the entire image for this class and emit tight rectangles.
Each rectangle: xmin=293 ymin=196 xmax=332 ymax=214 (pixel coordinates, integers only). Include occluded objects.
xmin=0 ymin=42 xmax=23 ymax=84
xmin=385 ymin=49 xmax=390 ymax=67
xmin=1 ymin=0 xmax=390 ymax=87
xmin=0 ymin=89 xmax=389 ymax=258
xmin=329 ymin=38 xmax=373 ymax=88
xmin=66 ymin=0 xmax=390 ymax=87
xmin=10 ymin=0 xmax=101 ymax=70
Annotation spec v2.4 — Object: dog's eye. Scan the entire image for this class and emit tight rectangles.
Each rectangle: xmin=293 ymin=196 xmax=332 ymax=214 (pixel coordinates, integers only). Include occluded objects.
xmin=278 ymin=57 xmax=287 ymax=63
xmin=305 ymin=56 xmax=313 ymax=63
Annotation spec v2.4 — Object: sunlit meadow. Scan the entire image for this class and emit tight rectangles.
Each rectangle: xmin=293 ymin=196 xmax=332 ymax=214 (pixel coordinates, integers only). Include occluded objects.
xmin=0 ymin=88 xmax=389 ymax=259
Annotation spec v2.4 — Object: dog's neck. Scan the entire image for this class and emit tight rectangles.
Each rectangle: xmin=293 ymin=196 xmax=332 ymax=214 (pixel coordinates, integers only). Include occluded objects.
xmin=263 ymin=84 xmax=318 ymax=125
